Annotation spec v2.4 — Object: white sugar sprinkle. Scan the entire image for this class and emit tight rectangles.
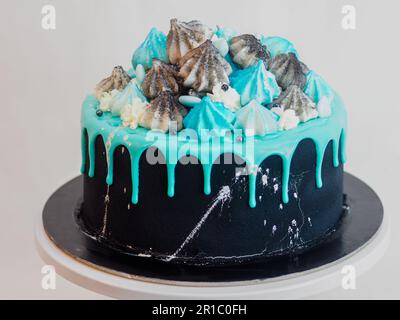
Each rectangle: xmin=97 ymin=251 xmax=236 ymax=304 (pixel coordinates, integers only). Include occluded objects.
xmin=262 ymin=174 xmax=268 ymax=186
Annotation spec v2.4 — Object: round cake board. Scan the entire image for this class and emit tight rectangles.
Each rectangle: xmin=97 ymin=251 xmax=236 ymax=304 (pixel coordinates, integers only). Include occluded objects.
xmin=35 ymin=173 xmax=388 ymax=299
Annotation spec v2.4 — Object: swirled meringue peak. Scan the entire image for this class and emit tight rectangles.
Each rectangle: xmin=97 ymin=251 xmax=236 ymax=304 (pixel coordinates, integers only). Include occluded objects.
xmin=274 ymin=85 xmax=318 ymax=122
xmin=268 ymin=53 xmax=309 ymax=90
xmin=234 ymin=100 xmax=278 ymax=136
xmin=131 ymin=28 xmax=169 ymax=70
xmin=139 ymin=91 xmax=187 ymax=134
xmin=183 ymin=96 xmax=235 ymax=136
xmin=230 ymin=60 xmax=280 ymax=106
xmin=179 ymin=40 xmax=232 ymax=93
xmin=207 ymin=83 xmax=241 ymax=112
xmin=95 ymin=66 xmax=131 ymax=99
xmin=304 ymin=70 xmax=334 ymax=104
xmin=141 ymin=59 xmax=181 ymax=99
xmin=167 ymin=19 xmax=213 ymax=65
xmin=229 ymin=34 xmax=270 ymax=69
xmin=110 ymin=79 xmax=148 ymax=116
xmin=260 ymin=36 xmax=298 ymax=58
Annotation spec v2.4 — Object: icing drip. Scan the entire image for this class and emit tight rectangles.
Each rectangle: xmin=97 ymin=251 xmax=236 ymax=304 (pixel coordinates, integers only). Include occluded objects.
xmin=81 ymin=90 xmax=346 ymax=208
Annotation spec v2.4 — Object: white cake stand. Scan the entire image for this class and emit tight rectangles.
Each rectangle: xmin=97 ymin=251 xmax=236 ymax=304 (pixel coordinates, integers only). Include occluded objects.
xmin=35 ymin=210 xmax=389 ymax=300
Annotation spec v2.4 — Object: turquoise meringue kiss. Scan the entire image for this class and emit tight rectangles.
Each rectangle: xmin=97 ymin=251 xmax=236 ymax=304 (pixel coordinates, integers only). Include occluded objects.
xmin=131 ymin=28 xmax=169 ymax=70
xmin=214 ymin=26 xmax=238 ymax=43
xmin=260 ymin=36 xmax=298 ymax=58
xmin=230 ymin=60 xmax=281 ymax=106
xmin=183 ymin=96 xmax=235 ymax=137
xmin=234 ymin=100 xmax=278 ymax=136
xmin=304 ymin=70 xmax=334 ymax=104
xmin=110 ymin=80 xmax=148 ymax=116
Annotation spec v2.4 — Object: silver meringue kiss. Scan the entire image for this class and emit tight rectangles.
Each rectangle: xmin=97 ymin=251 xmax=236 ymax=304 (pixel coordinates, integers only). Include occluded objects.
xmin=229 ymin=34 xmax=270 ymax=69
xmin=268 ymin=53 xmax=309 ymax=90
xmin=95 ymin=66 xmax=131 ymax=99
xmin=274 ymin=85 xmax=318 ymax=122
xmin=139 ymin=91 xmax=187 ymax=133
xmin=167 ymin=18 xmax=213 ymax=65
xmin=141 ymin=59 xmax=181 ymax=99
xmin=179 ymin=40 xmax=232 ymax=93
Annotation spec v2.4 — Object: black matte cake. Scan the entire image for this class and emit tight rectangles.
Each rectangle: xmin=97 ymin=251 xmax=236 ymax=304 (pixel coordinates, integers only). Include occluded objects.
xmin=78 ymin=19 xmax=347 ymax=266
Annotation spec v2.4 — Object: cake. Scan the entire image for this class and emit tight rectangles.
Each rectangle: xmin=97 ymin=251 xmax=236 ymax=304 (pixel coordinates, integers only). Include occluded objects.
xmin=79 ymin=19 xmax=347 ymax=266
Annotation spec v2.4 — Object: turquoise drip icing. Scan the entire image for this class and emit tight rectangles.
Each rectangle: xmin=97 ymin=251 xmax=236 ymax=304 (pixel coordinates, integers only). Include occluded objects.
xmin=340 ymin=129 xmax=347 ymax=163
xmin=80 ymin=128 xmax=87 ymax=173
xmin=81 ymin=92 xmax=347 ymax=208
xmin=203 ymin=164 xmax=212 ymax=195
xmin=281 ymin=156 xmax=291 ymax=204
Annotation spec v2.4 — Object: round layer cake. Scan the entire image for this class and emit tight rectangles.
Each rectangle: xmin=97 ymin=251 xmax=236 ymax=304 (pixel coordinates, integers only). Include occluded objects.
xmin=78 ymin=19 xmax=347 ymax=266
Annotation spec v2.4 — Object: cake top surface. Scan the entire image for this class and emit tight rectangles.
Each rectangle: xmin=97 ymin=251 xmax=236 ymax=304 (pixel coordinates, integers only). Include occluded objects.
xmin=90 ymin=18 xmax=340 ymax=138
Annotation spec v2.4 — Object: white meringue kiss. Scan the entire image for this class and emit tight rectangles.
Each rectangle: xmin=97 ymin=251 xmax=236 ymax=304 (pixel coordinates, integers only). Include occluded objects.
xmin=120 ymin=98 xmax=148 ymax=129
xmin=272 ymin=107 xmax=300 ymax=131
xmin=99 ymin=89 xmax=119 ymax=112
xmin=207 ymin=83 xmax=241 ymax=112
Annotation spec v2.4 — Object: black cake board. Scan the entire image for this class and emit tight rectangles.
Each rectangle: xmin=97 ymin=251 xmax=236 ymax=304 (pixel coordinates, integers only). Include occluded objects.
xmin=36 ymin=173 xmax=387 ymax=299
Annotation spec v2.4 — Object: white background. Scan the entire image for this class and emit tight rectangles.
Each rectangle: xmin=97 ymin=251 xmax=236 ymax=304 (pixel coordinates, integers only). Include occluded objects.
xmin=1 ymin=0 xmax=399 ymax=299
